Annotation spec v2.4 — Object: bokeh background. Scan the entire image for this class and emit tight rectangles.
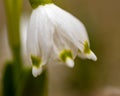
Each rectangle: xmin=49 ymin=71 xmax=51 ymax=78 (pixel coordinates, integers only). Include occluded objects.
xmin=0 ymin=0 xmax=120 ymax=96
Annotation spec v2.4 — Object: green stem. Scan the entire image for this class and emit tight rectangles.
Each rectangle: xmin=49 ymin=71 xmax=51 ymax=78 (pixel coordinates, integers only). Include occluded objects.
xmin=4 ymin=0 xmax=22 ymax=60
xmin=4 ymin=0 xmax=23 ymax=95
xmin=4 ymin=0 xmax=22 ymax=73
xmin=29 ymin=0 xmax=53 ymax=9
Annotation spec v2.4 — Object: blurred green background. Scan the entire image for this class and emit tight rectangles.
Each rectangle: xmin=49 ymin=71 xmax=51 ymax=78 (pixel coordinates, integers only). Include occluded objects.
xmin=0 ymin=0 xmax=120 ymax=96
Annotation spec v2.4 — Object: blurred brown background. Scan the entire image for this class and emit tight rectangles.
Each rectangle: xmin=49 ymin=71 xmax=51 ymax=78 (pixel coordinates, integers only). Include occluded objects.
xmin=0 ymin=0 xmax=120 ymax=96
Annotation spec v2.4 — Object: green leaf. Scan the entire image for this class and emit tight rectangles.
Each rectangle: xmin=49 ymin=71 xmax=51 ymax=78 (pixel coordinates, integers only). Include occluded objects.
xmin=3 ymin=62 xmax=15 ymax=96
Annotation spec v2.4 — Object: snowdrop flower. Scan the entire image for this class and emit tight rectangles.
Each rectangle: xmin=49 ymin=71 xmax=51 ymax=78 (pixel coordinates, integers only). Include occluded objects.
xmin=27 ymin=0 xmax=97 ymax=77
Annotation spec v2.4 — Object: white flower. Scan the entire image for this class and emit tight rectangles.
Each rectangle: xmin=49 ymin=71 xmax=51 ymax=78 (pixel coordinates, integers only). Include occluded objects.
xmin=27 ymin=3 xmax=97 ymax=77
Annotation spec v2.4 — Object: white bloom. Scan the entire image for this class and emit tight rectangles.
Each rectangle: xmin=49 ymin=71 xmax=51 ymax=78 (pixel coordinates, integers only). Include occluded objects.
xmin=27 ymin=3 xmax=97 ymax=77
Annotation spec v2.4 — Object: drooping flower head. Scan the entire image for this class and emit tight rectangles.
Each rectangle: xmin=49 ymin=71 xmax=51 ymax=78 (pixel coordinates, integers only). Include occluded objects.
xmin=27 ymin=0 xmax=97 ymax=77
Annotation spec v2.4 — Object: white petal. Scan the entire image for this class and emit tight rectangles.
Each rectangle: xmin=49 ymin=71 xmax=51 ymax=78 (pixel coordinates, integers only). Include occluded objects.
xmin=78 ymin=41 xmax=97 ymax=61
xmin=89 ymin=51 xmax=97 ymax=61
xmin=27 ymin=5 xmax=54 ymax=65
xmin=27 ymin=10 xmax=40 ymax=64
xmin=32 ymin=66 xmax=42 ymax=77
xmin=44 ymin=4 xmax=89 ymax=52
xmin=78 ymin=50 xmax=97 ymax=61
xmin=66 ymin=58 xmax=74 ymax=68
xmin=20 ymin=15 xmax=30 ymax=67
xmin=52 ymin=28 xmax=78 ymax=59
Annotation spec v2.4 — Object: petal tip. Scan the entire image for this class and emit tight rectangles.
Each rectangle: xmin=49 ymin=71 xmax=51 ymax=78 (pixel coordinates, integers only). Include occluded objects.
xmin=66 ymin=58 xmax=74 ymax=68
xmin=89 ymin=51 xmax=97 ymax=61
xmin=78 ymin=50 xmax=97 ymax=61
xmin=32 ymin=66 xmax=42 ymax=77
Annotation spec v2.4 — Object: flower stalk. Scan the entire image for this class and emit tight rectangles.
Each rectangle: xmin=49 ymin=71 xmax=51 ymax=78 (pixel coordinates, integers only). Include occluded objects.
xmin=4 ymin=0 xmax=22 ymax=68
xmin=29 ymin=0 xmax=53 ymax=9
xmin=4 ymin=0 xmax=23 ymax=96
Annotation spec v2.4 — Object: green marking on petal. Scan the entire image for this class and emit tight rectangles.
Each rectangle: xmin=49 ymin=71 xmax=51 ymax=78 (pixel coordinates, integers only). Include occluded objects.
xmin=60 ymin=50 xmax=73 ymax=62
xmin=84 ymin=41 xmax=91 ymax=54
xmin=31 ymin=55 xmax=41 ymax=68
xmin=78 ymin=49 xmax=82 ymax=53
xmin=29 ymin=0 xmax=53 ymax=9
